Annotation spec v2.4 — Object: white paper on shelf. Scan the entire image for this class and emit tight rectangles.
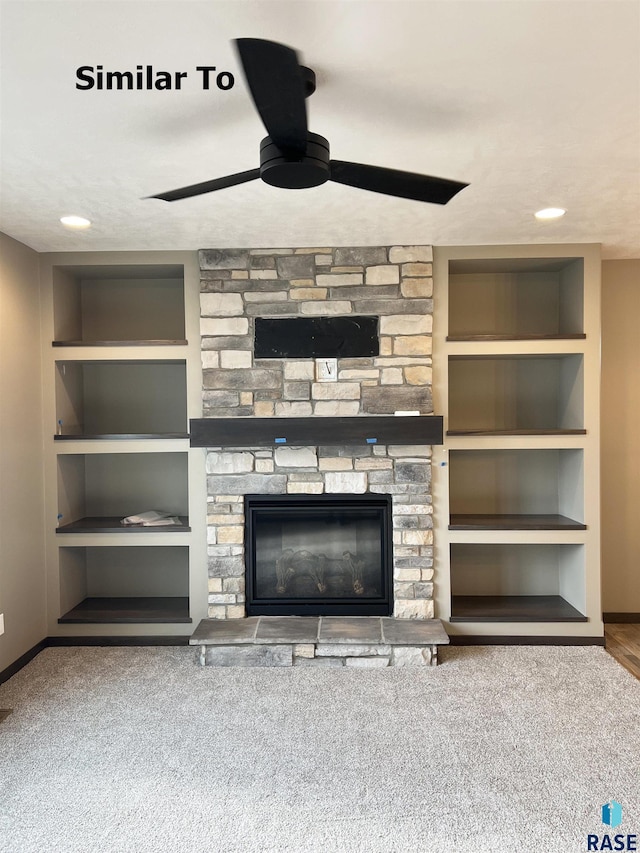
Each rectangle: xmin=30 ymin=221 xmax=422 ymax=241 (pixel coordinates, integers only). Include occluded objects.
xmin=121 ymin=510 xmax=181 ymax=526
xmin=135 ymin=516 xmax=182 ymax=527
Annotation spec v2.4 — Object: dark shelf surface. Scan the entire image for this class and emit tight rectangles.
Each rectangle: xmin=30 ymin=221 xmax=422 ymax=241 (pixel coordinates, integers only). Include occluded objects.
xmin=58 ymin=597 xmax=191 ymax=624
xmin=449 ymin=513 xmax=586 ymax=531
xmin=53 ymin=339 xmax=188 ymax=347
xmin=54 ymin=433 xmax=189 ymax=441
xmin=57 ymin=516 xmax=190 ymax=534
xmin=446 ymin=333 xmax=586 ymax=341
xmin=190 ymin=415 xmax=443 ymax=447
xmin=450 ymin=595 xmax=587 ymax=622
xmin=447 ymin=428 xmax=587 ymax=436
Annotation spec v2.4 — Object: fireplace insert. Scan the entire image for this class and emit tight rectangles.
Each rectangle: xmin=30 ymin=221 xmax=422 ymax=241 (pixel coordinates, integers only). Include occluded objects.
xmin=245 ymin=494 xmax=392 ymax=616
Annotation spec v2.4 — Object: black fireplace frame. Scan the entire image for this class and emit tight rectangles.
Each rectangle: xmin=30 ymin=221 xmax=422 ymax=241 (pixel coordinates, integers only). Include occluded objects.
xmin=244 ymin=493 xmax=393 ymax=617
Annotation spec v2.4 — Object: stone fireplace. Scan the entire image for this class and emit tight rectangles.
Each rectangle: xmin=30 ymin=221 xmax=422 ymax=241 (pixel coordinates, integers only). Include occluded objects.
xmin=197 ymin=244 xmax=437 ymax=621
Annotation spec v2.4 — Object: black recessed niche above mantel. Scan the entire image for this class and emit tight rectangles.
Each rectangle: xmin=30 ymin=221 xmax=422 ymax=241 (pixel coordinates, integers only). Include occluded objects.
xmin=254 ymin=316 xmax=379 ymax=359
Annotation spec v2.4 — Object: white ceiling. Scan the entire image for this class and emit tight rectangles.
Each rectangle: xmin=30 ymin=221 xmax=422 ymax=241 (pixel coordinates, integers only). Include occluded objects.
xmin=1 ymin=0 xmax=639 ymax=258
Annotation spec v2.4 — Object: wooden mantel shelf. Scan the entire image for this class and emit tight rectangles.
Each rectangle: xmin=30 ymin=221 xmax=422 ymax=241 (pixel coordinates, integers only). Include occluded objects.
xmin=189 ymin=415 xmax=444 ymax=447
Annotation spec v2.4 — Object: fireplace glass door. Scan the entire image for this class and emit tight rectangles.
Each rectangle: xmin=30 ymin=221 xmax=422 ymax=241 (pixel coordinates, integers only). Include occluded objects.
xmin=245 ymin=494 xmax=392 ymax=616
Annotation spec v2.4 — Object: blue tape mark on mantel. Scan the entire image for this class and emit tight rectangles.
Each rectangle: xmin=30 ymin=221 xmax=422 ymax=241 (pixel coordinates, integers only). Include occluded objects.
xmin=189 ymin=416 xmax=444 ymax=447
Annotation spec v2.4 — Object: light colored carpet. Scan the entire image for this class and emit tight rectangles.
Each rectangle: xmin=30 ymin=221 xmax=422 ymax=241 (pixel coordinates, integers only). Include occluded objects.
xmin=0 ymin=645 xmax=638 ymax=853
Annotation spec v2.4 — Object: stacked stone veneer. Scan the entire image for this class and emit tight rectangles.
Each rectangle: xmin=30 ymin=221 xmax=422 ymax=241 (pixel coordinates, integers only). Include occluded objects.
xmin=199 ymin=245 xmax=435 ymax=620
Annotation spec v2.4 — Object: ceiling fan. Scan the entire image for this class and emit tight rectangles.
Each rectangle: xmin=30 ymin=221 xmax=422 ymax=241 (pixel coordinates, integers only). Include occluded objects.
xmin=150 ymin=38 xmax=468 ymax=205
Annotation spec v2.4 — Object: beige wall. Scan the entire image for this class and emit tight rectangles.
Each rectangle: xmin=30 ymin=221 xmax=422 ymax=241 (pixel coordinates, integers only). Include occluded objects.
xmin=601 ymin=260 xmax=640 ymax=614
xmin=0 ymin=232 xmax=47 ymax=670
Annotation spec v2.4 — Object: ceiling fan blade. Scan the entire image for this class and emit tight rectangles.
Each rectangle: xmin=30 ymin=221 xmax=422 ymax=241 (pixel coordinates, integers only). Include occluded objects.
xmin=234 ymin=38 xmax=308 ymax=157
xmin=149 ymin=168 xmax=261 ymax=202
xmin=330 ymin=160 xmax=468 ymax=205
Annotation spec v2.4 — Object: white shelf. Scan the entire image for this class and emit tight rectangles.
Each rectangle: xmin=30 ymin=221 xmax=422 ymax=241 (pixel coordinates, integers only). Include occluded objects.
xmin=443 ymin=433 xmax=588 ymax=450
xmin=50 ymin=344 xmax=189 ymax=362
xmin=53 ymin=438 xmax=191 ymax=454
xmin=445 ymin=338 xmax=587 ymax=357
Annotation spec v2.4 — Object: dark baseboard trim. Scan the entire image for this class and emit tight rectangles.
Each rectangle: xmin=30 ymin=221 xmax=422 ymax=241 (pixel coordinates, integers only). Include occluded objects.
xmin=448 ymin=635 xmax=606 ymax=646
xmin=603 ymin=613 xmax=640 ymax=624
xmin=2 ymin=632 xmax=610 ymax=680
xmin=0 ymin=640 xmax=48 ymax=686
xmin=0 ymin=636 xmax=191 ymax=684
xmin=45 ymin=636 xmax=191 ymax=647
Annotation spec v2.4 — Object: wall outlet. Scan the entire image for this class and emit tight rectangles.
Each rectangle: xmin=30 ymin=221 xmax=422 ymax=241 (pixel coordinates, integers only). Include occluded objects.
xmin=315 ymin=358 xmax=338 ymax=382
xmin=0 ymin=613 xmax=4 ymax=636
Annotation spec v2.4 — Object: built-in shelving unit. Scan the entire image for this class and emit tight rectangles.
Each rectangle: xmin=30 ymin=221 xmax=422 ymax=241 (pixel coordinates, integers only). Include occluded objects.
xmin=57 ymin=545 xmax=191 ymax=623
xmin=40 ymin=251 xmax=207 ymax=636
xmin=448 ymin=448 xmax=585 ymax=531
xmin=446 ymin=256 xmax=584 ymax=339
xmin=54 ymin=360 xmax=188 ymax=438
xmin=448 ymin=353 xmax=584 ymax=434
xmin=432 ymin=244 xmax=602 ymax=640
xmin=55 ymin=452 xmax=191 ymax=534
xmin=52 ymin=264 xmax=186 ymax=345
xmin=449 ymin=543 xmax=587 ymax=622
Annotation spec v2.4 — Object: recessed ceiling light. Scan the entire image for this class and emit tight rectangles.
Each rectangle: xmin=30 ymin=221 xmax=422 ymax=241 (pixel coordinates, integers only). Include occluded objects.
xmin=60 ymin=215 xmax=91 ymax=229
xmin=534 ymin=207 xmax=566 ymax=221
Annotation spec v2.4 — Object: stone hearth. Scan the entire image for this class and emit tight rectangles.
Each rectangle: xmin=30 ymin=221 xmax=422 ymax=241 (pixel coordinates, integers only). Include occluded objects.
xmin=191 ymin=616 xmax=450 ymax=667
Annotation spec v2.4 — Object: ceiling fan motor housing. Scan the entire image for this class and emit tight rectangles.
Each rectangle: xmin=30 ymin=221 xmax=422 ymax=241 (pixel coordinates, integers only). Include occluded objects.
xmin=260 ymin=133 xmax=330 ymax=189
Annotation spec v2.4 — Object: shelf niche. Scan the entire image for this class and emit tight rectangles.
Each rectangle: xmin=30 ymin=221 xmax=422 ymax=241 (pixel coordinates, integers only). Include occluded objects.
xmin=56 ymin=453 xmax=190 ymax=533
xmin=448 ymin=353 xmax=584 ymax=434
xmin=55 ymin=360 xmax=188 ymax=438
xmin=52 ymin=264 xmax=186 ymax=345
xmin=447 ymin=256 xmax=584 ymax=340
xmin=448 ymin=449 xmax=585 ymax=529
xmin=450 ymin=543 xmax=586 ymax=622
xmin=58 ymin=545 xmax=190 ymax=623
